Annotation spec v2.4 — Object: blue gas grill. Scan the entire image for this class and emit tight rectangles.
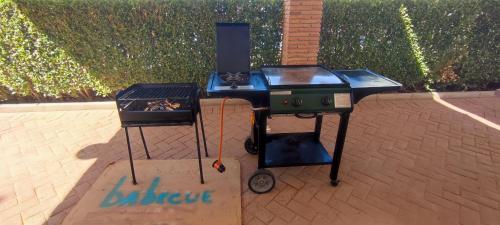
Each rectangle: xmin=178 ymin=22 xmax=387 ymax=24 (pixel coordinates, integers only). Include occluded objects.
xmin=207 ymin=23 xmax=401 ymax=194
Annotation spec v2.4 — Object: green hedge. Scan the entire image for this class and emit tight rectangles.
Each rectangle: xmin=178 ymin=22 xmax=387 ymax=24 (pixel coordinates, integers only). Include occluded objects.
xmin=0 ymin=0 xmax=282 ymax=100
xmin=0 ymin=0 xmax=111 ymax=100
xmin=319 ymin=0 xmax=499 ymax=91
xmin=1 ymin=0 xmax=498 ymax=101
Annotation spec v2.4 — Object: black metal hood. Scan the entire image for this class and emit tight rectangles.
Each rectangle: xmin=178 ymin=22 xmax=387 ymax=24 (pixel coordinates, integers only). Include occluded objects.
xmin=216 ymin=23 xmax=250 ymax=74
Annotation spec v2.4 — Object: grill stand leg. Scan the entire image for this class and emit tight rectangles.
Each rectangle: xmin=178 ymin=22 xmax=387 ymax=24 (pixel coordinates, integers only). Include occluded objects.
xmin=124 ymin=127 xmax=138 ymax=185
xmin=314 ymin=115 xmax=323 ymax=141
xmin=256 ymin=111 xmax=268 ymax=169
xmin=194 ymin=118 xmax=205 ymax=184
xmin=139 ymin=127 xmax=151 ymax=159
xmin=198 ymin=106 xmax=209 ymax=157
xmin=251 ymin=112 xmax=257 ymax=144
xmin=330 ymin=112 xmax=350 ymax=186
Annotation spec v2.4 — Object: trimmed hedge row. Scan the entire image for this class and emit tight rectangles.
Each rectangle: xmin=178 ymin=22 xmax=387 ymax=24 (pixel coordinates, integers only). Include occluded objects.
xmin=319 ymin=0 xmax=499 ymax=91
xmin=0 ymin=0 xmax=282 ymax=100
xmin=0 ymin=0 xmax=498 ymax=101
xmin=0 ymin=0 xmax=110 ymax=100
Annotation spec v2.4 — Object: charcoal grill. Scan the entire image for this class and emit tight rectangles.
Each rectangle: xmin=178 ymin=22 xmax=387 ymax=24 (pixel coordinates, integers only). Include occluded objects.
xmin=116 ymin=83 xmax=208 ymax=184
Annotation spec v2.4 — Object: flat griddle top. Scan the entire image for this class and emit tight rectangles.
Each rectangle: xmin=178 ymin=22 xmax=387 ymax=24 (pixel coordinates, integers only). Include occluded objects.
xmin=262 ymin=66 xmax=345 ymax=87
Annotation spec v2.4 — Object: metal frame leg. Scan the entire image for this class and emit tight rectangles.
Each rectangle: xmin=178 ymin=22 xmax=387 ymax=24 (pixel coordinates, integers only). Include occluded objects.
xmin=194 ymin=118 xmax=205 ymax=184
xmin=139 ymin=127 xmax=151 ymax=159
xmin=256 ymin=111 xmax=268 ymax=169
xmin=314 ymin=114 xmax=323 ymax=141
xmin=330 ymin=112 xmax=351 ymax=186
xmin=251 ymin=111 xmax=258 ymax=144
xmin=198 ymin=109 xmax=209 ymax=157
xmin=124 ymin=127 xmax=137 ymax=185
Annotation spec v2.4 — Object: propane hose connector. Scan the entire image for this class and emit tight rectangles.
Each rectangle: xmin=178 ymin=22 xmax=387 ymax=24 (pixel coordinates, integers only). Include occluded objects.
xmin=212 ymin=160 xmax=226 ymax=173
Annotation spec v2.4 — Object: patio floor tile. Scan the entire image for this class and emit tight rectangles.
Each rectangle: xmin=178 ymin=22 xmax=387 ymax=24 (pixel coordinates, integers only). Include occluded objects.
xmin=0 ymin=97 xmax=500 ymax=224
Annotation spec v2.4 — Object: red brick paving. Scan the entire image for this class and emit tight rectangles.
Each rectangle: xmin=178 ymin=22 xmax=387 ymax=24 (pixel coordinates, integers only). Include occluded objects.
xmin=1 ymin=97 xmax=500 ymax=225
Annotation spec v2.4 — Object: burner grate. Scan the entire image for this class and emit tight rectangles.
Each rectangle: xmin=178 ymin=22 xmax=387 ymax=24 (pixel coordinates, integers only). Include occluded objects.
xmin=118 ymin=84 xmax=194 ymax=100
xmin=218 ymin=72 xmax=250 ymax=86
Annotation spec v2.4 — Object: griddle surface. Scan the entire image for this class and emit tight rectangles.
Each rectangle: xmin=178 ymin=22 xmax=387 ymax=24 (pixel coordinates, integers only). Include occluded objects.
xmin=262 ymin=66 xmax=344 ymax=86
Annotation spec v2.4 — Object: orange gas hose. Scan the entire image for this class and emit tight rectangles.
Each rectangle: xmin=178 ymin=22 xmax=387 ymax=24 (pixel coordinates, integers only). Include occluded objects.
xmin=212 ymin=97 xmax=229 ymax=173
xmin=217 ymin=97 xmax=229 ymax=162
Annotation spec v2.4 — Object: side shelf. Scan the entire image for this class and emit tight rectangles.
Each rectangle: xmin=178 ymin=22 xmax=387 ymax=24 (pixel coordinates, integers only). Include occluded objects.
xmin=333 ymin=69 xmax=402 ymax=104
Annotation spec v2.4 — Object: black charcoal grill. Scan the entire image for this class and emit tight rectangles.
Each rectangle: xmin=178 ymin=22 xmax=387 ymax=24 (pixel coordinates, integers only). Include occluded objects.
xmin=115 ymin=83 xmax=208 ymax=184
xmin=117 ymin=83 xmax=197 ymax=125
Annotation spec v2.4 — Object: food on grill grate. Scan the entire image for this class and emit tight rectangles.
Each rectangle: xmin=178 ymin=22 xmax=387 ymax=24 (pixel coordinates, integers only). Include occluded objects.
xmin=144 ymin=99 xmax=181 ymax=111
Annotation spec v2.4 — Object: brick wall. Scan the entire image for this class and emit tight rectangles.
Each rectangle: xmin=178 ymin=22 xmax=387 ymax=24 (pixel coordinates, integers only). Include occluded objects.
xmin=281 ymin=0 xmax=324 ymax=65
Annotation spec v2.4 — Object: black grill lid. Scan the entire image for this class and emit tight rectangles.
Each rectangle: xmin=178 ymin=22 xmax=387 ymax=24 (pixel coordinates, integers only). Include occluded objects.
xmin=216 ymin=23 xmax=250 ymax=74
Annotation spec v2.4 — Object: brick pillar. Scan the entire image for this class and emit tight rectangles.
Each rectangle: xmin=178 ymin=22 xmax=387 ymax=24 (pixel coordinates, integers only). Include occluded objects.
xmin=281 ymin=0 xmax=323 ymax=65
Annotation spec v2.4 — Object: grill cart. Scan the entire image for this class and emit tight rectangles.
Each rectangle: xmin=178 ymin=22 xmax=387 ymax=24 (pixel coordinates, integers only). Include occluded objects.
xmin=207 ymin=23 xmax=401 ymax=194
xmin=116 ymin=83 xmax=208 ymax=185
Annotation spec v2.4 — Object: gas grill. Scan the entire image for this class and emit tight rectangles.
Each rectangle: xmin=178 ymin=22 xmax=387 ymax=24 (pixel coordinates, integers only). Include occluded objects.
xmin=115 ymin=83 xmax=208 ymax=185
xmin=262 ymin=65 xmax=352 ymax=114
xmin=207 ymin=23 xmax=402 ymax=194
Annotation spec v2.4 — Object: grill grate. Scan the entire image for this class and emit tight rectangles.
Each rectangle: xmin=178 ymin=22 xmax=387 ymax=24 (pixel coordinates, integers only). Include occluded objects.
xmin=118 ymin=84 xmax=195 ymax=100
xmin=115 ymin=83 xmax=199 ymax=125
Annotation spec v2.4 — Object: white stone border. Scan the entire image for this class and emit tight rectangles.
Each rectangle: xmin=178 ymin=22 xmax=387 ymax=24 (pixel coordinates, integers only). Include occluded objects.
xmin=0 ymin=90 xmax=498 ymax=113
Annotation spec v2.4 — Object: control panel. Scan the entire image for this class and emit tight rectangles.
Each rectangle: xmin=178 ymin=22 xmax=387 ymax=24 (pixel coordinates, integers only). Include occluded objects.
xmin=269 ymin=88 xmax=352 ymax=114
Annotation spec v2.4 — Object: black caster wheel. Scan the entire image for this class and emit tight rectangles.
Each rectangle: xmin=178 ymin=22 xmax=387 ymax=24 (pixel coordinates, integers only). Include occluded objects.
xmin=244 ymin=137 xmax=258 ymax=155
xmin=248 ymin=169 xmax=275 ymax=194
xmin=330 ymin=180 xmax=339 ymax=186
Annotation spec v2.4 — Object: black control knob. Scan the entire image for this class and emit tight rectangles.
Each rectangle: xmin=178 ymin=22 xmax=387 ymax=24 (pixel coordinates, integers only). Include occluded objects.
xmin=292 ymin=97 xmax=303 ymax=107
xmin=321 ymin=96 xmax=332 ymax=106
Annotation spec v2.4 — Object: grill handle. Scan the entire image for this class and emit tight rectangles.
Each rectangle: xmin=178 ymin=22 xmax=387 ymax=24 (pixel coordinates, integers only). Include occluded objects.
xmin=295 ymin=113 xmax=318 ymax=119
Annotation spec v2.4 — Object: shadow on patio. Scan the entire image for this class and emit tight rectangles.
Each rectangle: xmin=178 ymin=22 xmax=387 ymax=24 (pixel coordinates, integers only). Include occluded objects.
xmin=33 ymin=96 xmax=500 ymax=225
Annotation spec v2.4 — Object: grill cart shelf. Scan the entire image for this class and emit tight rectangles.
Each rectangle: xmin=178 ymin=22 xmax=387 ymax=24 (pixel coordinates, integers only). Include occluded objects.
xmin=116 ymin=83 xmax=208 ymax=185
xmin=264 ymin=132 xmax=332 ymax=167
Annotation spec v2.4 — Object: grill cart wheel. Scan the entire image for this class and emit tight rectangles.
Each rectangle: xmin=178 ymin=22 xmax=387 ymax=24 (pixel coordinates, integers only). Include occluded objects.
xmin=244 ymin=137 xmax=258 ymax=155
xmin=248 ymin=169 xmax=275 ymax=194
